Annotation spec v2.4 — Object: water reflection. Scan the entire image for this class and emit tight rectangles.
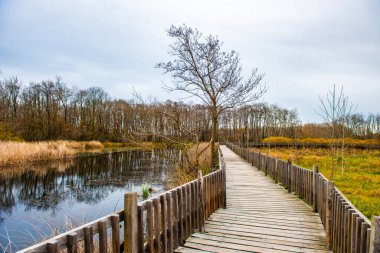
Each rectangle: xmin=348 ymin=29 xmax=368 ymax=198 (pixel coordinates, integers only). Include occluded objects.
xmin=0 ymin=149 xmax=176 ymax=251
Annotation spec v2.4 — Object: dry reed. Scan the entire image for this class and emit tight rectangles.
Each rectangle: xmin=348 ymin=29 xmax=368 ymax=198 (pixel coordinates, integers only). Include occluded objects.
xmin=0 ymin=141 xmax=104 ymax=166
xmin=169 ymin=142 xmax=213 ymax=187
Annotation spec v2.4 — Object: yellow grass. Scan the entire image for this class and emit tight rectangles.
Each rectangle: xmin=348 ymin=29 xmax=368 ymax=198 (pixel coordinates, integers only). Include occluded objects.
xmin=253 ymin=146 xmax=380 ymax=218
xmin=168 ymin=142 xmax=213 ymax=187
xmin=261 ymin=137 xmax=379 ymax=146
xmin=0 ymin=141 xmax=104 ymax=165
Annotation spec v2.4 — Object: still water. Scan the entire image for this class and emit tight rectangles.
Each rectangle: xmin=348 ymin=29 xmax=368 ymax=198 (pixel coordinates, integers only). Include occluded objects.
xmin=0 ymin=150 xmax=177 ymax=252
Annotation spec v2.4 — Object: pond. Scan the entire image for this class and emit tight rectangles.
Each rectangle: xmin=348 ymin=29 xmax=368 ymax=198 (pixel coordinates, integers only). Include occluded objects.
xmin=0 ymin=149 xmax=178 ymax=252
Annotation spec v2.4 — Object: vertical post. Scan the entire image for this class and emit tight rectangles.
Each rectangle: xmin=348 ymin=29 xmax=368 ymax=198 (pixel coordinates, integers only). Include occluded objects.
xmin=198 ymin=170 xmax=205 ymax=232
xmin=258 ymin=150 xmax=261 ymax=170
xmin=111 ymin=215 xmax=121 ymax=253
xmin=153 ymin=198 xmax=161 ymax=252
xmin=326 ymin=181 xmax=334 ymax=249
xmin=265 ymin=151 xmax=269 ymax=176
xmin=124 ymin=192 xmax=138 ymax=253
xmin=160 ymin=194 xmax=168 ymax=253
xmin=274 ymin=157 xmax=278 ymax=184
xmin=47 ymin=241 xmax=58 ymax=253
xmin=67 ymin=233 xmax=78 ymax=253
xmin=287 ymin=160 xmax=292 ymax=193
xmin=369 ymin=216 xmax=380 ymax=253
xmin=166 ymin=192 xmax=173 ymax=253
xmin=98 ymin=220 xmax=108 ymax=253
xmin=223 ymin=161 xmax=227 ymax=209
xmin=313 ymin=165 xmax=319 ymax=212
xmin=84 ymin=227 xmax=94 ymax=253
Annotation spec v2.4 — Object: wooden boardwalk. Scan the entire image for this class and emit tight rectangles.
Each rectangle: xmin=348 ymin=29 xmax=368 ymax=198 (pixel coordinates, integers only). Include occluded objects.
xmin=176 ymin=145 xmax=330 ymax=253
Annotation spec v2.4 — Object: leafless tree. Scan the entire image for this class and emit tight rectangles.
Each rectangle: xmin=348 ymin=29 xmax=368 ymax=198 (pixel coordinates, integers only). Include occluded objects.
xmin=157 ymin=24 xmax=266 ymax=165
xmin=315 ymin=84 xmax=354 ymax=179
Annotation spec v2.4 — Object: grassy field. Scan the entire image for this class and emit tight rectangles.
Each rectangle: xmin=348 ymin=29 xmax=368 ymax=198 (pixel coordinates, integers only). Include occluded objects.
xmin=254 ymin=146 xmax=380 ymax=219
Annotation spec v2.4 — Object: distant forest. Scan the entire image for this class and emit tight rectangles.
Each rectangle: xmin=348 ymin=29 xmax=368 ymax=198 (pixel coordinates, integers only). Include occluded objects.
xmin=0 ymin=76 xmax=379 ymax=142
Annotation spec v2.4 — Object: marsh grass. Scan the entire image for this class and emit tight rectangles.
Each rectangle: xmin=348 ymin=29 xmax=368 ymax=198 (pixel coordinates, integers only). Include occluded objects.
xmin=141 ymin=184 xmax=150 ymax=199
xmin=255 ymin=146 xmax=380 ymax=218
xmin=0 ymin=141 xmax=104 ymax=166
xmin=168 ymin=142 xmax=213 ymax=187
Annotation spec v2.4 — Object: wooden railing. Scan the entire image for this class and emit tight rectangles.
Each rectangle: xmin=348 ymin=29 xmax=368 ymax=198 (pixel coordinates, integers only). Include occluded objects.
xmin=226 ymin=142 xmax=380 ymax=253
xmin=18 ymin=148 xmax=227 ymax=253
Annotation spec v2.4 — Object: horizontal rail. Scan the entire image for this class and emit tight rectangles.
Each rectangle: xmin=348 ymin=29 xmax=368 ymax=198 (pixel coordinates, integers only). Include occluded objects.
xmin=226 ymin=142 xmax=379 ymax=253
xmin=19 ymin=147 xmax=227 ymax=253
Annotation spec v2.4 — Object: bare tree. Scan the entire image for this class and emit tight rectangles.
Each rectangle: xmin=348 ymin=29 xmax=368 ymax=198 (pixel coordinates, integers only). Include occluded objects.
xmin=157 ymin=24 xmax=266 ymax=165
xmin=315 ymin=84 xmax=353 ymax=179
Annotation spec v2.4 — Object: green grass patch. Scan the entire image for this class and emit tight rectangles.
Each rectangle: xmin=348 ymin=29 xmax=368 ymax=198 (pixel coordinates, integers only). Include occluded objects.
xmin=254 ymin=147 xmax=380 ymax=219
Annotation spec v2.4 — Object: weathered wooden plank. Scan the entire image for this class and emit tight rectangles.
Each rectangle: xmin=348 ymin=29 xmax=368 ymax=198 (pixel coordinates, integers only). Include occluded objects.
xmin=98 ymin=220 xmax=107 ymax=253
xmin=153 ymin=197 xmax=161 ymax=252
xmin=124 ymin=192 xmax=138 ymax=253
xmin=67 ymin=233 xmax=77 ymax=253
xmin=146 ymin=200 xmax=154 ymax=253
xmin=160 ymin=194 xmax=168 ymax=253
xmin=191 ymin=232 xmax=329 ymax=253
xmin=83 ymin=227 xmax=93 ymax=253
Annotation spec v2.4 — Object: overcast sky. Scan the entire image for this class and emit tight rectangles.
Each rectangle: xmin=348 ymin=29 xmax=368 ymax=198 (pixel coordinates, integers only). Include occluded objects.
xmin=0 ymin=0 xmax=379 ymax=122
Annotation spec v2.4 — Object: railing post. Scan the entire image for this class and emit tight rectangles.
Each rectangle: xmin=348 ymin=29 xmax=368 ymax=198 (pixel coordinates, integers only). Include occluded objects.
xmin=326 ymin=181 xmax=334 ymax=249
xmin=313 ymin=165 xmax=319 ymax=212
xmin=124 ymin=192 xmax=138 ymax=253
xmin=265 ymin=151 xmax=269 ymax=176
xmin=258 ymin=150 xmax=261 ymax=170
xmin=198 ymin=170 xmax=205 ymax=232
xmin=287 ymin=160 xmax=292 ymax=193
xmin=274 ymin=157 xmax=278 ymax=184
xmin=369 ymin=216 xmax=380 ymax=252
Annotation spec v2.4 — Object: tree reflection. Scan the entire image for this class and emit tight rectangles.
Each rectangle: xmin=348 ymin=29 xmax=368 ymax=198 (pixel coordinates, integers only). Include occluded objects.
xmin=0 ymin=150 xmax=176 ymax=213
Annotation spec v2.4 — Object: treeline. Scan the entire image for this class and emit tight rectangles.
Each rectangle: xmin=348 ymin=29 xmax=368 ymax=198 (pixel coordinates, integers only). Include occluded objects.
xmin=0 ymin=76 xmax=215 ymax=141
xmin=0 ymin=76 xmax=379 ymax=142
xmin=220 ymin=105 xmax=379 ymax=142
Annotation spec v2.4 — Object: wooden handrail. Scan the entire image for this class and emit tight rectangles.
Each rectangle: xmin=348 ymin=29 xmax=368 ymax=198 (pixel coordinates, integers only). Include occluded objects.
xmin=18 ymin=148 xmax=227 ymax=253
xmin=226 ymin=142 xmax=379 ymax=253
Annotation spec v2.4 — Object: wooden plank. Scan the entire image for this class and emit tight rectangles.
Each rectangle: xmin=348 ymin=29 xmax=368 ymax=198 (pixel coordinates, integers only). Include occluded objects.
xmin=177 ymin=187 xmax=184 ymax=245
xmin=153 ymin=198 xmax=161 ymax=252
xmin=167 ymin=192 xmax=173 ymax=253
xmin=191 ymin=232 xmax=329 ymax=253
xmin=98 ymin=220 xmax=107 ymax=253
xmin=137 ymin=205 xmax=144 ymax=253
xmin=172 ymin=190 xmax=179 ymax=249
xmin=369 ymin=216 xmax=380 ymax=253
xmin=146 ymin=200 xmax=154 ymax=253
xmin=47 ymin=241 xmax=58 ymax=253
xmin=111 ymin=214 xmax=121 ymax=253
xmin=190 ymin=182 xmax=196 ymax=232
xmin=84 ymin=226 xmax=93 ymax=253
xmin=185 ymin=237 xmax=293 ymax=253
xmin=351 ymin=213 xmax=359 ymax=252
xmin=67 ymin=233 xmax=77 ymax=253
xmin=204 ymin=230 xmax=328 ymax=249
xmin=361 ymin=222 xmax=370 ymax=253
xmin=160 ymin=194 xmax=168 ymax=253
xmin=198 ymin=170 xmax=205 ymax=233
xmin=124 ymin=192 xmax=138 ymax=253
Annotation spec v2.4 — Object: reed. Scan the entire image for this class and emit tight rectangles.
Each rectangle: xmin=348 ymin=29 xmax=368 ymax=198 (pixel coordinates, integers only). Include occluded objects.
xmin=0 ymin=141 xmax=104 ymax=166
xmin=141 ymin=184 xmax=151 ymax=199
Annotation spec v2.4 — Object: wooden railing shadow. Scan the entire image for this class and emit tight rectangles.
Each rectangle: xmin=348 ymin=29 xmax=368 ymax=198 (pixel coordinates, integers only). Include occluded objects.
xmin=18 ymin=148 xmax=227 ymax=253
xmin=226 ymin=142 xmax=380 ymax=253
